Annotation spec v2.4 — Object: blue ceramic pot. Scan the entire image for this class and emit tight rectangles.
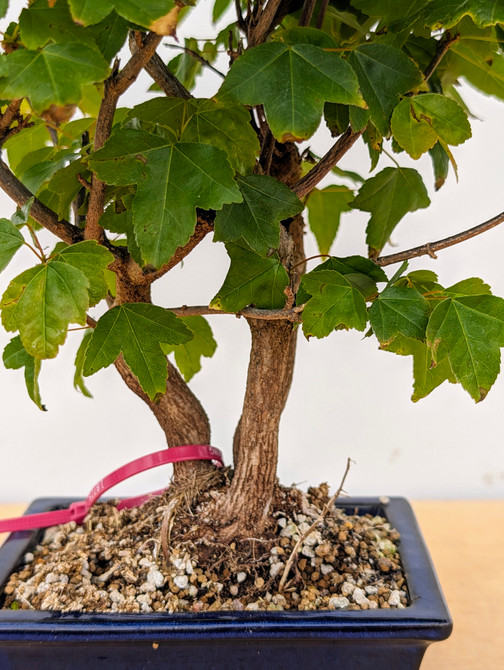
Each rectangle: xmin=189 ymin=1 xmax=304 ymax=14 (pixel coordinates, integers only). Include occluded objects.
xmin=0 ymin=497 xmax=452 ymax=669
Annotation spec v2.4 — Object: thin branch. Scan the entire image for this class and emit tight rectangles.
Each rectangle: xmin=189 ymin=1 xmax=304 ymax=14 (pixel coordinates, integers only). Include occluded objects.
xmin=316 ymin=0 xmax=330 ymax=29
xmin=424 ymin=31 xmax=460 ymax=82
xmin=166 ymin=44 xmax=226 ymax=78
xmin=298 ymin=0 xmax=317 ymax=27
xmin=278 ymin=457 xmax=353 ymax=594
xmin=249 ymin=0 xmax=283 ymax=47
xmin=375 ymin=210 xmax=504 ymax=267
xmin=86 ymin=32 xmax=163 ymax=243
xmin=292 ymin=127 xmax=363 ymax=198
xmin=142 ymin=213 xmax=214 ymax=283
xmin=235 ymin=0 xmax=247 ymax=32
xmin=166 ymin=305 xmax=304 ymax=322
xmin=128 ymin=33 xmax=192 ymax=99
xmin=0 ymin=99 xmax=22 ymax=137
xmin=0 ymin=158 xmax=83 ymax=245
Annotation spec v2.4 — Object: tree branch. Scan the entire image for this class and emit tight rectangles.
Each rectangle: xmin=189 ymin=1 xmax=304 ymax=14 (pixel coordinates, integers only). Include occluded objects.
xmin=128 ymin=32 xmax=192 ymax=99
xmin=249 ymin=0 xmax=283 ymax=47
xmin=0 ymin=158 xmax=83 ymax=245
xmin=166 ymin=304 xmax=304 ymax=321
xmin=142 ymin=213 xmax=214 ymax=283
xmin=375 ymin=210 xmax=504 ymax=267
xmin=85 ymin=32 xmax=163 ymax=244
xmin=424 ymin=31 xmax=460 ymax=82
xmin=292 ymin=127 xmax=363 ymax=198
xmin=298 ymin=0 xmax=317 ymax=27
xmin=315 ymin=0 xmax=330 ymax=29
xmin=166 ymin=44 xmax=226 ymax=78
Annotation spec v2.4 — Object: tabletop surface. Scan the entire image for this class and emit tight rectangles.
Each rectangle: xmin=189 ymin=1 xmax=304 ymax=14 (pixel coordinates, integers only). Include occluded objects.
xmin=1 ymin=500 xmax=503 ymax=668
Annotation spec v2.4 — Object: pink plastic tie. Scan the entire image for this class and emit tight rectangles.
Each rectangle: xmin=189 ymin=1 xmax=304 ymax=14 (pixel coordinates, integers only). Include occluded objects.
xmin=0 ymin=445 xmax=223 ymax=534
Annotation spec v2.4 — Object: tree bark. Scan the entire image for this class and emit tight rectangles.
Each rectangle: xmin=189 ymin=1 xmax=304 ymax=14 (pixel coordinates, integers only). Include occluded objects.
xmin=114 ymin=356 xmax=212 ymax=479
xmin=216 ymin=213 xmax=305 ymax=538
xmin=217 ymin=318 xmax=298 ymax=537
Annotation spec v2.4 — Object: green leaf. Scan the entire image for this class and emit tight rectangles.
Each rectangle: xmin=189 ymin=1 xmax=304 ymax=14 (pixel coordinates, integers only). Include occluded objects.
xmin=19 ymin=0 xmax=99 ymax=50
xmin=444 ymin=277 xmax=492 ymax=297
xmin=89 ymin=128 xmax=242 ymax=268
xmin=306 ymin=185 xmax=353 ymax=255
xmin=128 ymin=98 xmax=260 ymax=174
xmin=74 ymin=330 xmax=93 ymax=398
xmin=424 ymin=0 xmax=504 ymax=29
xmin=300 ymin=269 xmax=368 ymax=338
xmin=162 ymin=315 xmax=217 ymax=382
xmin=0 ymin=43 xmax=109 ymax=113
xmin=391 ymin=98 xmax=437 ymax=159
xmin=349 ymin=43 xmax=423 ymax=136
xmin=392 ymin=93 xmax=472 ymax=158
xmin=429 ymin=141 xmax=450 ymax=190
xmin=40 ymin=159 xmax=91 ymax=220
xmin=369 ymin=286 xmax=430 ymax=344
xmin=352 ymin=167 xmax=430 ymax=256
xmin=0 ymin=1 xmax=7 ymax=19
xmin=88 ymin=10 xmax=129 ymax=63
xmin=51 ymin=241 xmax=114 ymax=306
xmin=68 ymin=0 xmax=177 ymax=30
xmin=210 ymin=241 xmax=289 ymax=312
xmin=218 ymin=40 xmax=364 ymax=142
xmin=214 ymin=175 xmax=303 ymax=255
xmin=383 ymin=334 xmax=457 ymax=401
xmin=212 ymin=0 xmax=232 ymax=23
xmin=3 ymin=335 xmax=46 ymax=411
xmin=4 ymin=121 xmax=52 ymax=173
xmin=0 ymin=218 xmax=25 ymax=273
xmin=351 ymin=0 xmax=430 ymax=25
xmin=427 ymin=293 xmax=504 ymax=401
xmin=1 ymin=261 xmax=89 ymax=358
xmin=83 ymin=303 xmax=192 ymax=400
xmin=447 ymin=40 xmax=504 ymax=101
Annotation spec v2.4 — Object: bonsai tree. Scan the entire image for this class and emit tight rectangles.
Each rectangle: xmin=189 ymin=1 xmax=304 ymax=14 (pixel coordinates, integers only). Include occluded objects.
xmin=0 ymin=0 xmax=504 ymax=540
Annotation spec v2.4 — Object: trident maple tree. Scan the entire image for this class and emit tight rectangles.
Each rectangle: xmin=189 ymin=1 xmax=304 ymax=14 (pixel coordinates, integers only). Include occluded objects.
xmin=1 ymin=0 xmax=504 ymax=537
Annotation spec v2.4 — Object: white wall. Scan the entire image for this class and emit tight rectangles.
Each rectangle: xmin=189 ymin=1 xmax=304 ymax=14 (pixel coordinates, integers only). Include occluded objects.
xmin=0 ymin=2 xmax=503 ymax=503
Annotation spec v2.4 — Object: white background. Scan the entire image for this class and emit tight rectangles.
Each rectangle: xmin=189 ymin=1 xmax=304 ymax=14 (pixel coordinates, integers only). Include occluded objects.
xmin=1 ymin=1 xmax=504 ymax=503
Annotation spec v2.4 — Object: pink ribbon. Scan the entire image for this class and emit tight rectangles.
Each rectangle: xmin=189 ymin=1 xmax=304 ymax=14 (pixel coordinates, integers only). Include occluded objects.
xmin=0 ymin=445 xmax=223 ymax=533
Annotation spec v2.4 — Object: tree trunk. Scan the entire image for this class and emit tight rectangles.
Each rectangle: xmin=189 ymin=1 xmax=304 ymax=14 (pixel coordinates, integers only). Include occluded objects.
xmin=112 ymin=266 xmax=212 ymax=479
xmin=114 ymin=356 xmax=212 ymax=479
xmin=215 ymin=210 xmax=305 ymax=538
xmin=216 ymin=318 xmax=298 ymax=537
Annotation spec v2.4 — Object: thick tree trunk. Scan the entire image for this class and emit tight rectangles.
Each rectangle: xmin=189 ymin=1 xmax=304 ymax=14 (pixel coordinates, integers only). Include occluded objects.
xmin=217 ymin=318 xmax=298 ymax=537
xmin=215 ymin=212 xmax=305 ymax=538
xmin=114 ymin=356 xmax=212 ymax=478
xmin=112 ymin=267 xmax=212 ymax=479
